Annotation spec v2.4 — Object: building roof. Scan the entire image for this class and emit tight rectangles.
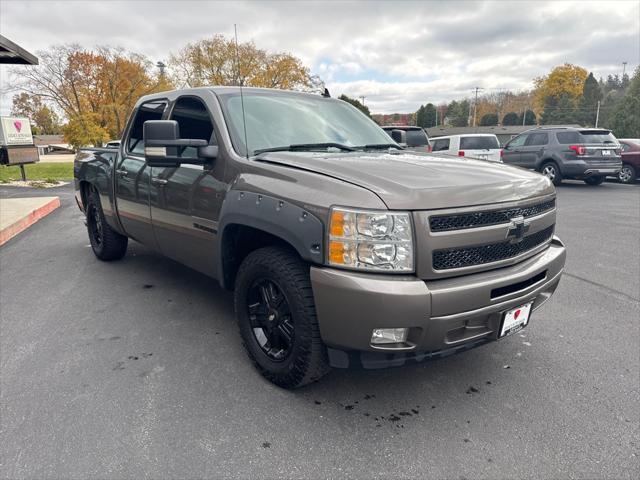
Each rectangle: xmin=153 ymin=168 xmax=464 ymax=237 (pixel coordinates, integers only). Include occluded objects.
xmin=32 ymin=135 xmax=66 ymax=146
xmin=0 ymin=35 xmax=38 ymax=65
xmin=426 ymin=125 xmax=582 ymax=138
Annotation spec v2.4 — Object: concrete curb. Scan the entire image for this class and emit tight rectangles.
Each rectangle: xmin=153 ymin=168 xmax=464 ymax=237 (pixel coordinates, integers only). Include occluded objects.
xmin=0 ymin=197 xmax=61 ymax=246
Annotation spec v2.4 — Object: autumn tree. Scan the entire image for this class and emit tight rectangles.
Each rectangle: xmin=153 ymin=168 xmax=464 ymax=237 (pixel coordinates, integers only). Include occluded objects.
xmin=339 ymin=94 xmax=370 ymax=117
xmin=533 ymin=63 xmax=588 ymax=119
xmin=11 ymin=92 xmax=62 ymax=134
xmin=169 ymin=35 xmax=320 ymax=91
xmin=10 ymin=44 xmax=171 ymax=147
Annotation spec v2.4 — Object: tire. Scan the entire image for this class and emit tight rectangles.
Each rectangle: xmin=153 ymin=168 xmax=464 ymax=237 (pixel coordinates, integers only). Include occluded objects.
xmin=619 ymin=164 xmax=637 ymax=184
xmin=584 ymin=176 xmax=605 ymax=186
xmin=86 ymin=188 xmax=128 ymax=261
xmin=540 ymin=161 xmax=562 ymax=186
xmin=234 ymin=246 xmax=330 ymax=388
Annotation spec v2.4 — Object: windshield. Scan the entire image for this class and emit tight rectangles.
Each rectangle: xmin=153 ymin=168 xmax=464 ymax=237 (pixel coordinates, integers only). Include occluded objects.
xmin=218 ymin=91 xmax=394 ymax=156
xmin=405 ymin=129 xmax=429 ymax=147
xmin=460 ymin=136 xmax=500 ymax=150
xmin=579 ymin=130 xmax=617 ymax=144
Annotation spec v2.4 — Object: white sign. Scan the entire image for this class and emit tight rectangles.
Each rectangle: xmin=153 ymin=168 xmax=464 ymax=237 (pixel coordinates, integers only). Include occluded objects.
xmin=0 ymin=117 xmax=34 ymax=146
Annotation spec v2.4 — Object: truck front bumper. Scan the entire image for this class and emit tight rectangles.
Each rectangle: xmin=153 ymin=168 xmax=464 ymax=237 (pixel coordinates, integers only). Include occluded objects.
xmin=311 ymin=236 xmax=566 ymax=369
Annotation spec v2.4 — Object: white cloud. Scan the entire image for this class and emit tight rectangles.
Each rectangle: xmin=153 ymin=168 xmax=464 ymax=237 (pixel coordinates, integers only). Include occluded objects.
xmin=1 ymin=0 xmax=638 ymax=114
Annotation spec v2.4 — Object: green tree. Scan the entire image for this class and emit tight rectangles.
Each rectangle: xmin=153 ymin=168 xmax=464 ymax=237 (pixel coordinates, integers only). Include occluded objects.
xmin=541 ymin=93 xmax=579 ymax=125
xmin=606 ymin=67 xmax=640 ymax=138
xmin=479 ymin=113 xmax=498 ymax=126
xmin=446 ymin=100 xmax=469 ymax=127
xmin=502 ymin=112 xmax=519 ymax=125
xmin=338 ymin=94 xmax=370 ymax=117
xmin=415 ymin=105 xmax=426 ymax=127
xmin=518 ymin=109 xmax=537 ymax=126
xmin=423 ymin=103 xmax=437 ymax=128
xmin=579 ymin=72 xmax=602 ymax=126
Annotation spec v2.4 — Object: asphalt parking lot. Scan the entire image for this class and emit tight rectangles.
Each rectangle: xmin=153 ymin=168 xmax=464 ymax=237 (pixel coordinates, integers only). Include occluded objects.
xmin=1 ymin=181 xmax=638 ymax=479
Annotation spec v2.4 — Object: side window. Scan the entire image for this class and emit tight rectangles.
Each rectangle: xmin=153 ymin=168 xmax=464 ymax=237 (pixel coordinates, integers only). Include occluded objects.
xmin=621 ymin=142 xmax=630 ymax=152
xmin=169 ymin=97 xmax=216 ymax=159
xmin=432 ymin=139 xmax=450 ymax=151
xmin=525 ymin=133 xmax=548 ymax=146
xmin=507 ymin=134 xmax=528 ymax=148
xmin=126 ymin=100 xmax=167 ymax=155
xmin=556 ymin=131 xmax=580 ymax=144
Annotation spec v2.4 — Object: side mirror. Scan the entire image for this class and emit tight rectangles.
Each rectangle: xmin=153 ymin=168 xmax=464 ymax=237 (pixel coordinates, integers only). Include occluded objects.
xmin=391 ymin=129 xmax=407 ymax=146
xmin=143 ymin=120 xmax=212 ymax=167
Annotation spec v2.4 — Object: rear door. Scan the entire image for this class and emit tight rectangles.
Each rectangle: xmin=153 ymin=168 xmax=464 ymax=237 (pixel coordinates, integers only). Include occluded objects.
xmin=501 ymin=134 xmax=528 ymax=166
xmin=115 ymin=99 xmax=167 ymax=247
xmin=459 ymin=135 xmax=501 ymax=161
xmin=521 ymin=132 xmax=548 ymax=168
xmin=149 ymin=95 xmax=227 ymax=277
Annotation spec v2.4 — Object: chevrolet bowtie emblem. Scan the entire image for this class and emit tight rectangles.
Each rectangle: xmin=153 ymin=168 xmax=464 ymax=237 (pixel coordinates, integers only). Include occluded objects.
xmin=506 ymin=216 xmax=529 ymax=243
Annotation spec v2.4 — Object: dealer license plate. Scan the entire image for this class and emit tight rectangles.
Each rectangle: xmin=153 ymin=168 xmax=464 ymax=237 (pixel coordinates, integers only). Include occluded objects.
xmin=499 ymin=302 xmax=533 ymax=338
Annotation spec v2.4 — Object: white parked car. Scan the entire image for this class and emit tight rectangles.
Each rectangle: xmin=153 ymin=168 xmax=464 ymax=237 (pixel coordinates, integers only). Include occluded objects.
xmin=430 ymin=134 xmax=502 ymax=162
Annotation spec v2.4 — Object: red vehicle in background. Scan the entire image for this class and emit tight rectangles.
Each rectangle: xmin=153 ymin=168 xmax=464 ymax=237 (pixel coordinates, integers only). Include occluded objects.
xmin=618 ymin=139 xmax=640 ymax=184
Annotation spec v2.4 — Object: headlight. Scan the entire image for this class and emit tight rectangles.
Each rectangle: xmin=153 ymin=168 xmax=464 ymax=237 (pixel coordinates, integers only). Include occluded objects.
xmin=328 ymin=207 xmax=414 ymax=272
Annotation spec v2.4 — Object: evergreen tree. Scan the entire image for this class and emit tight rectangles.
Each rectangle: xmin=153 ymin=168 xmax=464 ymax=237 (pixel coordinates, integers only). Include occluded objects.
xmin=415 ymin=105 xmax=426 ymax=127
xmin=502 ymin=112 xmax=519 ymax=125
xmin=541 ymin=93 xmax=579 ymax=125
xmin=518 ymin=109 xmax=537 ymax=125
xmin=606 ymin=66 xmax=640 ymax=138
xmin=579 ymin=72 xmax=602 ymax=126
xmin=423 ymin=103 xmax=437 ymax=128
xmin=479 ymin=113 xmax=498 ymax=126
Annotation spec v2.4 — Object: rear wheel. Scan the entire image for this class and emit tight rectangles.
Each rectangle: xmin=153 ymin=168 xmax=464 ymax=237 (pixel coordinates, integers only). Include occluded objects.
xmin=234 ymin=246 xmax=329 ymax=389
xmin=619 ymin=164 xmax=637 ymax=184
xmin=86 ymin=188 xmax=128 ymax=261
xmin=540 ymin=161 xmax=562 ymax=186
xmin=584 ymin=176 xmax=605 ymax=186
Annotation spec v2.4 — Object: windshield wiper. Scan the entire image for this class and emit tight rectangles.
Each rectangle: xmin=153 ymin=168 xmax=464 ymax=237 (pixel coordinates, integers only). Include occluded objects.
xmin=253 ymin=143 xmax=357 ymax=155
xmin=357 ymin=143 xmax=404 ymax=150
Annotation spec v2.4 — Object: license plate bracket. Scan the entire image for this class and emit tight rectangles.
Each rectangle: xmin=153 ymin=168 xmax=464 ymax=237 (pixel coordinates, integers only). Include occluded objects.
xmin=499 ymin=302 xmax=533 ymax=338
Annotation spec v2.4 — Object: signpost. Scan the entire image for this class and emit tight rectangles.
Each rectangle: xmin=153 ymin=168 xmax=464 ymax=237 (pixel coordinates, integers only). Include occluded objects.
xmin=0 ymin=116 xmax=39 ymax=180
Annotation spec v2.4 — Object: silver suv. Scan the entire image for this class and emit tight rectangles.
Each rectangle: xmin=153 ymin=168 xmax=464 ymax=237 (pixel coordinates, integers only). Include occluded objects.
xmin=501 ymin=127 xmax=622 ymax=185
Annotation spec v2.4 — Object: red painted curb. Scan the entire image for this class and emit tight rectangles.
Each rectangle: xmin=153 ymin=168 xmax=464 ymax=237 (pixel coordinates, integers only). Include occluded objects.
xmin=0 ymin=197 xmax=61 ymax=246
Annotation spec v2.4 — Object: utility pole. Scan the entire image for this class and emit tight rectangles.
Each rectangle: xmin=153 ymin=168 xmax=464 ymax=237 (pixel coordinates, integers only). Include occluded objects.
xmin=522 ymin=107 xmax=527 ymax=126
xmin=359 ymin=96 xmax=366 ymax=106
xmin=435 ymin=108 xmax=438 ymax=127
xmin=156 ymin=61 xmax=166 ymax=77
xmin=595 ymin=100 xmax=600 ymax=127
xmin=472 ymin=87 xmax=483 ymax=127
xmin=622 ymin=61 xmax=627 ymax=77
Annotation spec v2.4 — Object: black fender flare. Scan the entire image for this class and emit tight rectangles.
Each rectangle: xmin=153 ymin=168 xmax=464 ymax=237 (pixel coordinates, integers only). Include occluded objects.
xmin=217 ymin=191 xmax=325 ymax=286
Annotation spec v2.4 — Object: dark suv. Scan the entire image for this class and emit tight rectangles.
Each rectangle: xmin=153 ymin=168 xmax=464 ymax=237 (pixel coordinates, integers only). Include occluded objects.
xmin=501 ymin=127 xmax=622 ymax=185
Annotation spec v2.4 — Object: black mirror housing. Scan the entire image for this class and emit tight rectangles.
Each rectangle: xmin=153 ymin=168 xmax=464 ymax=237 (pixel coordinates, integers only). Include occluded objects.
xmin=391 ymin=129 xmax=407 ymax=146
xmin=143 ymin=120 xmax=213 ymax=167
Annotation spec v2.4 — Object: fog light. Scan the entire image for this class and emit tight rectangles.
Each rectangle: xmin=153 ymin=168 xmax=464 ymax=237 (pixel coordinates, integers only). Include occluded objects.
xmin=371 ymin=328 xmax=408 ymax=345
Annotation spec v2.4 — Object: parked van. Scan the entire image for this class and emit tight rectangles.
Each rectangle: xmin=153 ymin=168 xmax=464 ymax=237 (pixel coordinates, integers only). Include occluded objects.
xmin=431 ymin=134 xmax=502 ymax=162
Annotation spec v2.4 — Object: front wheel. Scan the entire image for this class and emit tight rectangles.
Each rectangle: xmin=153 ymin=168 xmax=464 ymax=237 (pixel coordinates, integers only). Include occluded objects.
xmin=86 ymin=189 xmax=128 ymax=261
xmin=234 ymin=246 xmax=330 ymax=388
xmin=584 ymin=176 xmax=605 ymax=186
xmin=619 ymin=164 xmax=637 ymax=184
xmin=540 ymin=161 xmax=562 ymax=186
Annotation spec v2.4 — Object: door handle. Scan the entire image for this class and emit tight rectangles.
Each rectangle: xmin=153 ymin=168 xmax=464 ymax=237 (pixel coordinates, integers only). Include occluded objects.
xmin=151 ymin=177 xmax=168 ymax=185
xmin=115 ymin=169 xmax=128 ymax=177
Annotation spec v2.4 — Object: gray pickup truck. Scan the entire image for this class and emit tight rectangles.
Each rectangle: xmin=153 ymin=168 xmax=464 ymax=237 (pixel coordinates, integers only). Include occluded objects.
xmin=75 ymin=87 xmax=566 ymax=388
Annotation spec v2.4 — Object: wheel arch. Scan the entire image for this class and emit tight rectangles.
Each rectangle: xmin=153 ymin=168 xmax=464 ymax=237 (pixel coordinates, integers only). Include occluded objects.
xmin=217 ymin=191 xmax=324 ymax=290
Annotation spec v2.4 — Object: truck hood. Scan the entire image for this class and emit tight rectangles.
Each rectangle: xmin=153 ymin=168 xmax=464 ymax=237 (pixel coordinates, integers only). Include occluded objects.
xmin=256 ymin=151 xmax=554 ymax=210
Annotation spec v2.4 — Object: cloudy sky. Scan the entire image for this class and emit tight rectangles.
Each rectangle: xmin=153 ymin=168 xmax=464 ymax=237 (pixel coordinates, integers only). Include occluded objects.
xmin=1 ymin=0 xmax=638 ymax=114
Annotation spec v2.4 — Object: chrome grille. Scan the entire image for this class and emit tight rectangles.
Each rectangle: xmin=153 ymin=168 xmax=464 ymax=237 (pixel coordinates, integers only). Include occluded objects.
xmin=433 ymin=225 xmax=554 ymax=270
xmin=429 ymin=199 xmax=556 ymax=232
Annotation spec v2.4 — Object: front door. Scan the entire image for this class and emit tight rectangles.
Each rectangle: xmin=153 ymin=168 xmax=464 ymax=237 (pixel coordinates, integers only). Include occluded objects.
xmin=149 ymin=96 xmax=227 ymax=277
xmin=501 ymin=134 xmax=528 ymax=167
xmin=115 ymin=99 xmax=167 ymax=248
xmin=520 ymin=132 xmax=548 ymax=168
